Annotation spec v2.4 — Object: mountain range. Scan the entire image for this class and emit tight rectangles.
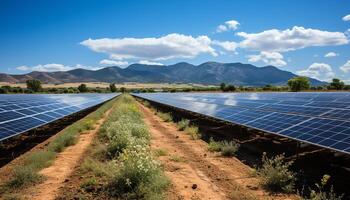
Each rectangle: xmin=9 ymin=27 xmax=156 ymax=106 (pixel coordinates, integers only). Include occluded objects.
xmin=0 ymin=62 xmax=324 ymax=86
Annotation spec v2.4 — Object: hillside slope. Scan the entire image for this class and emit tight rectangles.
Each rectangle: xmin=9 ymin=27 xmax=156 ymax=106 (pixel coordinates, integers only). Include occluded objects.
xmin=0 ymin=62 xmax=324 ymax=86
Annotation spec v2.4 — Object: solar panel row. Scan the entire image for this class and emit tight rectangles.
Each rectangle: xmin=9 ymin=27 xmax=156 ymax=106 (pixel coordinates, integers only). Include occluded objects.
xmin=133 ymin=92 xmax=350 ymax=154
xmin=0 ymin=93 xmax=119 ymax=141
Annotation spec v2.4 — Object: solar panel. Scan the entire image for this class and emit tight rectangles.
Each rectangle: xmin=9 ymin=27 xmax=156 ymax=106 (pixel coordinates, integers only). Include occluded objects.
xmin=133 ymin=92 xmax=350 ymax=154
xmin=0 ymin=93 xmax=119 ymax=141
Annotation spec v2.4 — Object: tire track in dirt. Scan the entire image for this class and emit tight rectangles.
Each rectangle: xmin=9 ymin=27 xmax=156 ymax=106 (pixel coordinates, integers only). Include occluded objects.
xmin=22 ymin=110 xmax=112 ymax=200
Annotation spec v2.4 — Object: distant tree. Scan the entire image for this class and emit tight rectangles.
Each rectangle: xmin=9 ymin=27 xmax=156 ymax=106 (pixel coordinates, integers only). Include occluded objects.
xmin=225 ymin=84 xmax=236 ymax=92
xmin=330 ymin=78 xmax=345 ymax=90
xmin=120 ymin=87 xmax=126 ymax=93
xmin=78 ymin=84 xmax=88 ymax=93
xmin=220 ymin=83 xmax=226 ymax=91
xmin=287 ymin=76 xmax=310 ymax=92
xmin=263 ymin=84 xmax=272 ymax=91
xmin=0 ymin=87 xmax=7 ymax=94
xmin=109 ymin=83 xmax=117 ymax=92
xmin=26 ymin=79 xmax=42 ymax=92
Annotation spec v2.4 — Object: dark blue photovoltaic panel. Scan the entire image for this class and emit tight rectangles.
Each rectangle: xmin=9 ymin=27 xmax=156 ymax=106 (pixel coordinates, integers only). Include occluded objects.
xmin=133 ymin=92 xmax=350 ymax=154
xmin=0 ymin=93 xmax=119 ymax=141
xmin=0 ymin=111 xmax=24 ymax=123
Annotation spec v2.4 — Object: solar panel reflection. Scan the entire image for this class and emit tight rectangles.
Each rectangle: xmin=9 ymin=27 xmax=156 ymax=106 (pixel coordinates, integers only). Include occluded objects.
xmin=133 ymin=92 xmax=350 ymax=154
xmin=0 ymin=93 xmax=119 ymax=141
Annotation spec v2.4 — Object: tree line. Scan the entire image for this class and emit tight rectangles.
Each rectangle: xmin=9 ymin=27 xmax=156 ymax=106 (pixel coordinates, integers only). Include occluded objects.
xmin=0 ymin=77 xmax=348 ymax=94
xmin=0 ymin=80 xmax=121 ymax=94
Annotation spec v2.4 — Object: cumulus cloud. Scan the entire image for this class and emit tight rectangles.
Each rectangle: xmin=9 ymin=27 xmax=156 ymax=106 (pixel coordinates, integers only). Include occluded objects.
xmin=16 ymin=63 xmax=101 ymax=72
xmin=340 ymin=60 xmax=350 ymax=73
xmin=324 ymin=52 xmax=338 ymax=57
xmin=343 ymin=14 xmax=350 ymax=21
xmin=237 ymin=26 xmax=348 ymax=52
xmin=216 ymin=19 xmax=240 ymax=33
xmin=297 ymin=63 xmax=335 ymax=81
xmin=212 ymin=40 xmax=238 ymax=52
xmin=216 ymin=25 xmax=227 ymax=33
xmin=225 ymin=20 xmax=240 ymax=30
xmin=80 ymin=33 xmax=217 ymax=61
xmin=16 ymin=66 xmax=30 ymax=71
xmin=247 ymin=51 xmax=287 ymax=67
xmin=138 ymin=60 xmax=164 ymax=65
xmin=99 ymin=59 xmax=129 ymax=66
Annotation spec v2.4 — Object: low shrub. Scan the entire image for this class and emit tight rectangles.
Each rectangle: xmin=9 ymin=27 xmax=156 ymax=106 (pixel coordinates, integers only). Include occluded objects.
xmin=48 ymin=132 xmax=77 ymax=153
xmin=221 ymin=141 xmax=240 ymax=157
xmin=257 ymin=153 xmax=296 ymax=193
xmin=157 ymin=112 xmax=173 ymax=122
xmin=153 ymin=149 xmax=168 ymax=157
xmin=185 ymin=126 xmax=200 ymax=140
xmin=207 ymin=137 xmax=222 ymax=152
xmin=108 ymin=144 xmax=169 ymax=199
xmin=177 ymin=119 xmax=190 ymax=131
xmin=303 ymin=174 xmax=343 ymax=200
xmin=131 ymin=124 xmax=150 ymax=141
xmin=106 ymin=133 xmax=132 ymax=159
xmin=142 ymin=100 xmax=151 ymax=108
xmin=83 ymin=119 xmax=95 ymax=131
xmin=24 ymin=151 xmax=55 ymax=170
xmin=81 ymin=158 xmax=114 ymax=178
xmin=7 ymin=166 xmax=42 ymax=188
xmin=80 ymin=177 xmax=98 ymax=191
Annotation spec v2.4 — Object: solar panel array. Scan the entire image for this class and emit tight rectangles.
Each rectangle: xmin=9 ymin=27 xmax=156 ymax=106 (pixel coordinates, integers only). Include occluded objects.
xmin=0 ymin=93 xmax=119 ymax=141
xmin=133 ymin=92 xmax=350 ymax=154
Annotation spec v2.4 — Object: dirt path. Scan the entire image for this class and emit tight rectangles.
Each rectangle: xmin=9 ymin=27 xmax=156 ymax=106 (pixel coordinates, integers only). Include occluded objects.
xmin=140 ymin=103 xmax=297 ymax=200
xmin=22 ymin=111 xmax=111 ymax=200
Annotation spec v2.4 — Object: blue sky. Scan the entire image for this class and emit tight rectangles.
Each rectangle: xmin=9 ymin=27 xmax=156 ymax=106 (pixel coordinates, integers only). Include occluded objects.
xmin=1 ymin=0 xmax=350 ymax=82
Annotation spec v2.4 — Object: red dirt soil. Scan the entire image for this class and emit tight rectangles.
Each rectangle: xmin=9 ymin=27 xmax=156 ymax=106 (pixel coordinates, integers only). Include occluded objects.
xmin=139 ymin=103 xmax=298 ymax=200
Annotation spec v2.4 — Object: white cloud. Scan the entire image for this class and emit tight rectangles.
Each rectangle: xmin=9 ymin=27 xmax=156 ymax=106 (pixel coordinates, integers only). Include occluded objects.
xmin=16 ymin=65 xmax=30 ymax=71
xmin=324 ymin=52 xmax=338 ymax=57
xmin=247 ymin=51 xmax=287 ymax=67
xmin=340 ymin=60 xmax=350 ymax=73
xmin=16 ymin=63 xmax=101 ymax=72
xmin=99 ymin=59 xmax=129 ymax=66
xmin=297 ymin=63 xmax=335 ymax=81
xmin=225 ymin=20 xmax=240 ymax=30
xmin=138 ymin=60 xmax=164 ymax=66
xmin=80 ymin=33 xmax=217 ymax=61
xmin=216 ymin=19 xmax=240 ymax=33
xmin=342 ymin=14 xmax=350 ymax=21
xmin=237 ymin=26 xmax=348 ymax=52
xmin=212 ymin=40 xmax=238 ymax=52
xmin=216 ymin=25 xmax=227 ymax=33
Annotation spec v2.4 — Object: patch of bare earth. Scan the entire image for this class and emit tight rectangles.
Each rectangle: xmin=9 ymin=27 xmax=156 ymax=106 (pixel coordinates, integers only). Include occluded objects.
xmin=20 ymin=111 xmax=111 ymax=200
xmin=139 ymin=103 xmax=298 ymax=200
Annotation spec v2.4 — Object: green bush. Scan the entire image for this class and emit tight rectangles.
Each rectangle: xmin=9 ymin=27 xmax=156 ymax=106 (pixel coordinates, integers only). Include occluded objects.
xmin=177 ymin=119 xmax=190 ymax=131
xmin=153 ymin=149 xmax=168 ymax=157
xmin=257 ymin=153 xmax=296 ymax=193
xmin=24 ymin=151 xmax=55 ymax=170
xmin=157 ymin=112 xmax=173 ymax=122
xmin=185 ymin=126 xmax=200 ymax=140
xmin=207 ymin=137 xmax=222 ymax=152
xmin=221 ymin=141 xmax=240 ymax=157
xmin=81 ymin=158 xmax=115 ymax=178
xmin=48 ymin=133 xmax=77 ymax=153
xmin=108 ymin=143 xmax=169 ymax=199
xmin=305 ymin=174 xmax=343 ymax=200
xmin=80 ymin=177 xmax=98 ymax=190
xmin=131 ymin=124 xmax=150 ymax=141
xmin=7 ymin=166 xmax=42 ymax=188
